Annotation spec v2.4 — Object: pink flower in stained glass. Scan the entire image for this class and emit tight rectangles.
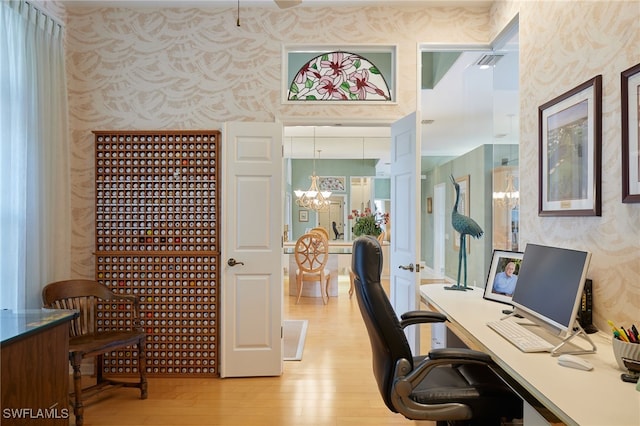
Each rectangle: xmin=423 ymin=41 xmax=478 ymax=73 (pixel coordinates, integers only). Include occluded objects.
xmin=320 ymin=52 xmax=354 ymax=84
xmin=287 ymin=51 xmax=392 ymax=101
xmin=295 ymin=62 xmax=319 ymax=84
xmin=317 ymin=76 xmax=348 ymax=100
xmin=349 ymin=69 xmax=380 ymax=99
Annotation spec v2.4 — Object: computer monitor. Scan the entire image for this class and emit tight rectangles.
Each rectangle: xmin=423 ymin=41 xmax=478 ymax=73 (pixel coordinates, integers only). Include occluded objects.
xmin=511 ymin=243 xmax=592 ymax=338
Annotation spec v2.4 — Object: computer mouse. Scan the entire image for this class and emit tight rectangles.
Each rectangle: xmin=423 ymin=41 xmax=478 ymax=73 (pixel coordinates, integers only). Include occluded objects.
xmin=557 ymin=354 xmax=594 ymax=371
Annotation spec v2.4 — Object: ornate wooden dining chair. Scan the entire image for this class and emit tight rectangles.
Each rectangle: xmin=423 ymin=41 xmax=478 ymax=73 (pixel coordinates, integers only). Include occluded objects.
xmin=42 ymin=279 xmax=148 ymax=426
xmin=294 ymin=232 xmax=331 ymax=304
xmin=310 ymin=226 xmax=330 ymax=242
xmin=348 ymin=268 xmax=357 ymax=298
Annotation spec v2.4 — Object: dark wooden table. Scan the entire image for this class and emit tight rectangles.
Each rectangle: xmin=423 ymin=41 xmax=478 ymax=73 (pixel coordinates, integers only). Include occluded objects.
xmin=1 ymin=309 xmax=77 ymax=425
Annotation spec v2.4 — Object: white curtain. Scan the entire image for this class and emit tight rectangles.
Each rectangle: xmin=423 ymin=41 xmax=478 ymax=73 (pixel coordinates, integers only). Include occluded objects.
xmin=0 ymin=1 xmax=70 ymax=310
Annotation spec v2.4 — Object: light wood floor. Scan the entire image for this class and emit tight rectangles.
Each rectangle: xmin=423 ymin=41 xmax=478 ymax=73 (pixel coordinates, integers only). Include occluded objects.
xmin=78 ymin=276 xmax=436 ymax=425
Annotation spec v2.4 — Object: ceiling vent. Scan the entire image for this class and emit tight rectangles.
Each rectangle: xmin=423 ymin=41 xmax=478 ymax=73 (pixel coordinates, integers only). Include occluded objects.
xmin=475 ymin=54 xmax=504 ymax=68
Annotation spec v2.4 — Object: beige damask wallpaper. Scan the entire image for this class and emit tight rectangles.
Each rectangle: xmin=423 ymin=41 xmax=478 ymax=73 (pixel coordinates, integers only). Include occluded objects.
xmin=61 ymin=3 xmax=493 ymax=277
xmin=48 ymin=0 xmax=638 ymax=332
xmin=517 ymin=1 xmax=639 ymax=330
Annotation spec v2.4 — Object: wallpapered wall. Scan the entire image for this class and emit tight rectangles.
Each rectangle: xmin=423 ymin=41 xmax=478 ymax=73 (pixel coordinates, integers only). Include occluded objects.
xmin=60 ymin=3 xmax=492 ymax=277
xmin=47 ymin=0 xmax=638 ymax=331
xmin=515 ymin=1 xmax=639 ymax=330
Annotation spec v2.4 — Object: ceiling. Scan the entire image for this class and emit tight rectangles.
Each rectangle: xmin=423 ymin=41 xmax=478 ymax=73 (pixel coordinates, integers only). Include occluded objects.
xmin=68 ymin=1 xmax=494 ymax=7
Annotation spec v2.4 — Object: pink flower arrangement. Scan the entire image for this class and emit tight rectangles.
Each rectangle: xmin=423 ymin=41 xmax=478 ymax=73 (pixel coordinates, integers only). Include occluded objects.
xmin=348 ymin=208 xmax=389 ymax=237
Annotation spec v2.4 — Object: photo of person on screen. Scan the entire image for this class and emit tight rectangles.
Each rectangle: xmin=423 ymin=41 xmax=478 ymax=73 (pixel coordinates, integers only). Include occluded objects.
xmin=492 ymin=261 xmax=518 ymax=296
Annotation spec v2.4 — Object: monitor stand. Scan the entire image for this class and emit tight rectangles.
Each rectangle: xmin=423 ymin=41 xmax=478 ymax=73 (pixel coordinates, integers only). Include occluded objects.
xmin=501 ymin=308 xmax=523 ymax=318
xmin=550 ymin=321 xmax=597 ymax=357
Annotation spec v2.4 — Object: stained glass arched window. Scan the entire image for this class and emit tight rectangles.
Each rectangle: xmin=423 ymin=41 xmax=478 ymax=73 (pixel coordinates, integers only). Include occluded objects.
xmin=287 ymin=51 xmax=392 ymax=101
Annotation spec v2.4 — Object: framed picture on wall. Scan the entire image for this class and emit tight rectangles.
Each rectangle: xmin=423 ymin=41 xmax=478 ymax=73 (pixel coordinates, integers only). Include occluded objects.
xmin=299 ymin=210 xmax=308 ymax=222
xmin=483 ymin=250 xmax=524 ymax=305
xmin=318 ymin=176 xmax=346 ymax=192
xmin=622 ymin=62 xmax=640 ymax=203
xmin=538 ymin=75 xmax=602 ymax=216
xmin=452 ymin=175 xmax=470 ymax=253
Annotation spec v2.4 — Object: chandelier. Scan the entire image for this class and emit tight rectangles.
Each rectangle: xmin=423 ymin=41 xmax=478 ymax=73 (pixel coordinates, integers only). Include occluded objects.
xmin=493 ymin=173 xmax=519 ymax=208
xmin=294 ymin=129 xmax=331 ymax=211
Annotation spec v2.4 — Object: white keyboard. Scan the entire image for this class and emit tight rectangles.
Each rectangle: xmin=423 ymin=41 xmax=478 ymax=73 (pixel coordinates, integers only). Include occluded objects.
xmin=487 ymin=320 xmax=555 ymax=353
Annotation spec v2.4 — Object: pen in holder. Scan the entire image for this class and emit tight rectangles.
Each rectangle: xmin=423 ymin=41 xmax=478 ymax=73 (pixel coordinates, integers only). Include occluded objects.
xmin=612 ymin=338 xmax=640 ymax=371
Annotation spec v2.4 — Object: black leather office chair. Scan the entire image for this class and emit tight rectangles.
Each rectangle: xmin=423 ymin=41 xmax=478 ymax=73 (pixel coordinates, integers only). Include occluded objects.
xmin=351 ymin=236 xmax=523 ymax=425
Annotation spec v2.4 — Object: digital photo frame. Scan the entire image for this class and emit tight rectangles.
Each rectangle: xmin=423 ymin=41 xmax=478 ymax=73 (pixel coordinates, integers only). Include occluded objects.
xmin=483 ymin=250 xmax=524 ymax=305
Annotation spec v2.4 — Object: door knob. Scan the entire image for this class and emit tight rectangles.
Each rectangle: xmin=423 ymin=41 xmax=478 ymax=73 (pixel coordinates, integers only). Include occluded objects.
xmin=398 ymin=263 xmax=414 ymax=272
xmin=227 ymin=258 xmax=245 ymax=267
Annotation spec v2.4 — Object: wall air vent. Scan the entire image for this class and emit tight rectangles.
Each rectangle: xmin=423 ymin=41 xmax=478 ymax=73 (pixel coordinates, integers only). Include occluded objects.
xmin=475 ymin=54 xmax=504 ymax=67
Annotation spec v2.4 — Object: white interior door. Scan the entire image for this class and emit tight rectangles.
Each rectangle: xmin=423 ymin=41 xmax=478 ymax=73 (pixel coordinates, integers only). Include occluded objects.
xmin=221 ymin=122 xmax=283 ymax=377
xmin=390 ymin=112 xmax=421 ymax=353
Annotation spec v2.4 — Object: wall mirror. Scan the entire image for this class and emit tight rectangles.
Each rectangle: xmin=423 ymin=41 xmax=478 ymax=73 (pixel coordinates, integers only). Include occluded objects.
xmin=317 ymin=195 xmax=346 ymax=241
xmin=420 ymin=21 xmax=519 ymax=284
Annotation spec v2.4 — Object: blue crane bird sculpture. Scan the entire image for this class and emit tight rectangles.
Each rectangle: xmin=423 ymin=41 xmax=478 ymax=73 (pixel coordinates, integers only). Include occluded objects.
xmin=446 ymin=174 xmax=484 ymax=291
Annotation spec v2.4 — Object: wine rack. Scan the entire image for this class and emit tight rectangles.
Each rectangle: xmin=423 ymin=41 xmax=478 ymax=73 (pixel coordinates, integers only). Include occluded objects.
xmin=94 ymin=130 xmax=220 ymax=377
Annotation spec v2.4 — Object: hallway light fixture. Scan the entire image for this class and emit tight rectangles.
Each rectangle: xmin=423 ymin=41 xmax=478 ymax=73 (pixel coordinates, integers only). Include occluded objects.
xmin=493 ymin=172 xmax=519 ymax=207
xmin=295 ymin=128 xmax=331 ymax=211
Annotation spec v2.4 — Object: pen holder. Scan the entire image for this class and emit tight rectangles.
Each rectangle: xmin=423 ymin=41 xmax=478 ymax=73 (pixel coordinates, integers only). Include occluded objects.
xmin=612 ymin=338 xmax=640 ymax=371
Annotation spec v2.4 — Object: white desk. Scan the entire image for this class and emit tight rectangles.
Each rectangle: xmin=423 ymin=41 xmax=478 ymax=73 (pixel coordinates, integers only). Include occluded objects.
xmin=420 ymin=284 xmax=640 ymax=426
